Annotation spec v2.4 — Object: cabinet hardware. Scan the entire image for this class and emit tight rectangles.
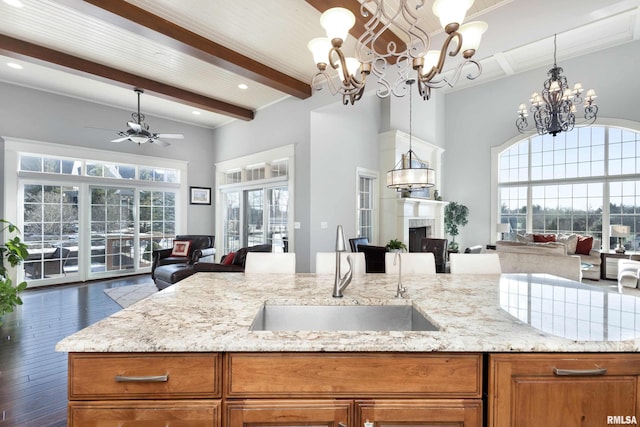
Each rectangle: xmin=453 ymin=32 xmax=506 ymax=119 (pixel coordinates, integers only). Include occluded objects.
xmin=114 ymin=374 xmax=169 ymax=382
xmin=553 ymin=368 xmax=607 ymax=376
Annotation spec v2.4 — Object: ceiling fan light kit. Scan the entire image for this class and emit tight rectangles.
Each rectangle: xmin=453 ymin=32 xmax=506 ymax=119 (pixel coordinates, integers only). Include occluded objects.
xmin=308 ymin=0 xmax=488 ymax=105
xmin=112 ymin=88 xmax=184 ymax=147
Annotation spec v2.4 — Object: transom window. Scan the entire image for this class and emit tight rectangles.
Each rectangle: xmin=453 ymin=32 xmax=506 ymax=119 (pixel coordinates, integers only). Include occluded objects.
xmin=496 ymin=125 xmax=640 ymax=250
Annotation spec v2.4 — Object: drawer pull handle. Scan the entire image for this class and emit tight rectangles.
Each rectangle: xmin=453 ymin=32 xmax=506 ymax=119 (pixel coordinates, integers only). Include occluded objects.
xmin=553 ymin=368 xmax=607 ymax=376
xmin=114 ymin=374 xmax=169 ymax=383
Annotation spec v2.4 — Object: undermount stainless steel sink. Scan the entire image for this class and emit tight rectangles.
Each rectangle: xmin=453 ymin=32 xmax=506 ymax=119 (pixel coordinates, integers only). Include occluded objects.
xmin=249 ymin=303 xmax=439 ymax=332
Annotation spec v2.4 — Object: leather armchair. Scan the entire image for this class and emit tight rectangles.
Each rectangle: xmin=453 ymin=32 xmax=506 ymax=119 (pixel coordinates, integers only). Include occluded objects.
xmin=421 ymin=238 xmax=448 ymax=273
xmin=151 ymin=235 xmax=215 ymax=279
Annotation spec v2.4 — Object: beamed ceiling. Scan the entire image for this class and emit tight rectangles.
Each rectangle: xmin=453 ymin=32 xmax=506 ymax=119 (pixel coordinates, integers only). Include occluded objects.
xmin=0 ymin=0 xmax=639 ymax=129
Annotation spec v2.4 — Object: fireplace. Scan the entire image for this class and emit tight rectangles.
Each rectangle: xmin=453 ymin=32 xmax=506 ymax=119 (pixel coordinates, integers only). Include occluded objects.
xmin=408 ymin=218 xmax=433 ymax=252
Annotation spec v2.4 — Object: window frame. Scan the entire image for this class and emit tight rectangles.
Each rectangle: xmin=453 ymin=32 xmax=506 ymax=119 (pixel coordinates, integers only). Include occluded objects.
xmin=491 ymin=119 xmax=640 ymax=250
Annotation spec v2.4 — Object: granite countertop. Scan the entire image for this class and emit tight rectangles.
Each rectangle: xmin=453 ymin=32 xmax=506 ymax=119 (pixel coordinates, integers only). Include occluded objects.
xmin=55 ymin=272 xmax=640 ymax=353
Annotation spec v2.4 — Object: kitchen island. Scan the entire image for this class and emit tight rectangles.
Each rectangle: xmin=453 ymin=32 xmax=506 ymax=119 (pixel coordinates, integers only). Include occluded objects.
xmin=57 ymin=273 xmax=640 ymax=426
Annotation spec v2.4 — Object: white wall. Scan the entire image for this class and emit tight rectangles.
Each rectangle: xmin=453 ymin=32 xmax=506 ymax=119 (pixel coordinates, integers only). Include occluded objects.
xmin=443 ymin=39 xmax=640 ymax=250
xmin=0 ymin=82 xmax=217 ymax=234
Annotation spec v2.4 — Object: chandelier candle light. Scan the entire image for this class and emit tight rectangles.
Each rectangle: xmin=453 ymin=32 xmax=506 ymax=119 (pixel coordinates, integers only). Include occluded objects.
xmin=308 ymin=0 xmax=488 ymax=105
xmin=386 ymin=79 xmax=435 ymax=191
xmin=516 ymin=34 xmax=598 ymax=137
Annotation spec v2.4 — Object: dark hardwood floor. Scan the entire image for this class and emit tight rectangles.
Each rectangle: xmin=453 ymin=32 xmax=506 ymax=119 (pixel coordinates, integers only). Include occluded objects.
xmin=0 ymin=274 xmax=154 ymax=427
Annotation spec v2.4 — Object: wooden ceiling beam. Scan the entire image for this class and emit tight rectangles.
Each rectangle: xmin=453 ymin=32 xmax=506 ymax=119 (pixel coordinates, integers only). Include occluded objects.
xmin=56 ymin=0 xmax=311 ymax=100
xmin=305 ymin=0 xmax=407 ymax=64
xmin=0 ymin=34 xmax=254 ymax=121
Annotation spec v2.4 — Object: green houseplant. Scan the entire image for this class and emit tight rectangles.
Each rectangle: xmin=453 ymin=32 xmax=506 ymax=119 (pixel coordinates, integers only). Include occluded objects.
xmin=444 ymin=202 xmax=469 ymax=253
xmin=0 ymin=220 xmax=29 ymax=327
xmin=386 ymin=239 xmax=407 ymax=252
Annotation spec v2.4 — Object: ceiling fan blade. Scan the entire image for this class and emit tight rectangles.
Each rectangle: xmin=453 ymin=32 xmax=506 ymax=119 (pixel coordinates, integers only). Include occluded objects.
xmin=152 ymin=138 xmax=171 ymax=147
xmin=156 ymin=133 xmax=184 ymax=139
xmin=127 ymin=121 xmax=142 ymax=132
xmin=111 ymin=137 xmax=130 ymax=143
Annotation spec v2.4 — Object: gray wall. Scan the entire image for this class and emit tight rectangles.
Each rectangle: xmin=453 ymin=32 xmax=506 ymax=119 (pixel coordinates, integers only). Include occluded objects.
xmin=0 ymin=82 xmax=217 ymax=234
xmin=443 ymin=39 xmax=640 ymax=250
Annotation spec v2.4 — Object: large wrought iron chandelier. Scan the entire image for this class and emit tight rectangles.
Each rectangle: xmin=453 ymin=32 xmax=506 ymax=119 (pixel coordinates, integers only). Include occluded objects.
xmin=308 ymin=0 xmax=488 ymax=105
xmin=516 ymin=34 xmax=598 ymax=137
xmin=387 ymin=79 xmax=435 ymax=191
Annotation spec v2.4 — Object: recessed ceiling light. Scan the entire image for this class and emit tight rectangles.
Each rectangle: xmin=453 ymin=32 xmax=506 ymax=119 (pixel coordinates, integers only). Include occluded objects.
xmin=192 ymin=111 xmax=201 ymax=115
xmin=7 ymin=62 xmax=23 ymax=70
xmin=4 ymin=0 xmax=24 ymax=7
xmin=238 ymin=83 xmax=249 ymax=90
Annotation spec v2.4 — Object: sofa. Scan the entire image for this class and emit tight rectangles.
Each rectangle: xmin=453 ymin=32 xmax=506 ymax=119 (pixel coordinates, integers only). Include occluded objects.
xmin=153 ymin=243 xmax=272 ymax=290
xmin=494 ymin=233 xmax=601 ymax=280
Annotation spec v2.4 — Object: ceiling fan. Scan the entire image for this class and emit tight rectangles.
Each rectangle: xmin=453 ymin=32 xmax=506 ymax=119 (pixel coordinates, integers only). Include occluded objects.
xmin=111 ymin=88 xmax=184 ymax=147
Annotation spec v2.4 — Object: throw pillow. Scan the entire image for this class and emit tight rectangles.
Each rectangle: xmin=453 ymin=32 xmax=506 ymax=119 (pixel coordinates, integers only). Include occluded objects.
xmin=515 ymin=233 xmax=533 ymax=243
xmin=533 ymin=234 xmax=556 ymax=242
xmin=222 ymin=251 xmax=236 ymax=265
xmin=171 ymin=240 xmax=191 ymax=257
xmin=557 ymin=233 xmax=578 ymax=254
xmin=575 ymin=235 xmax=594 ymax=255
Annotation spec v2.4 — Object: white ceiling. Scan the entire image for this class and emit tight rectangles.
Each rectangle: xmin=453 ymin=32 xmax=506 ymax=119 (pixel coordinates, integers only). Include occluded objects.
xmin=0 ymin=0 xmax=638 ymax=131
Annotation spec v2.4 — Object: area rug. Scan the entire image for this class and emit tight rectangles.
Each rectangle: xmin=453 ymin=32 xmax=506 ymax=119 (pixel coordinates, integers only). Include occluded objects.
xmin=104 ymin=283 xmax=158 ymax=308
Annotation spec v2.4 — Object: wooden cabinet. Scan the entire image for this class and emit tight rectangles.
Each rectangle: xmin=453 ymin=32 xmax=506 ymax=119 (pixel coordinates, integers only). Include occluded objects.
xmin=67 ymin=352 xmax=482 ymax=427
xmin=68 ymin=353 xmax=221 ymax=426
xmin=225 ymin=353 xmax=482 ymax=427
xmin=488 ymin=353 xmax=640 ymax=427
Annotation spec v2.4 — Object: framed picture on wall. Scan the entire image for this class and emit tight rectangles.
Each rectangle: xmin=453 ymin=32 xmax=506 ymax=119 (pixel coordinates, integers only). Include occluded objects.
xmin=190 ymin=186 xmax=211 ymax=205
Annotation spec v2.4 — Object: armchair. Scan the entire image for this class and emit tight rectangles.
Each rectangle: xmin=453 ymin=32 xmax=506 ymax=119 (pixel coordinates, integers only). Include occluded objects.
xmin=151 ymin=235 xmax=215 ymax=279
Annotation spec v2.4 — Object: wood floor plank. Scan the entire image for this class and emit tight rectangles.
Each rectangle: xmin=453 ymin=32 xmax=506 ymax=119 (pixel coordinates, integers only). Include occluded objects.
xmin=0 ymin=274 xmax=154 ymax=426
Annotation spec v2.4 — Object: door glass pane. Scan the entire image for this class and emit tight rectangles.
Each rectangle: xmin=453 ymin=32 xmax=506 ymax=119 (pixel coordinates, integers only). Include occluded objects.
xmin=223 ymin=191 xmax=241 ymax=254
xmin=23 ymin=184 xmax=79 ymax=281
xmin=245 ymin=189 xmax=264 ymax=247
xmin=90 ymin=186 xmax=135 ymax=273
xmin=268 ymin=187 xmax=289 ymax=252
xmin=139 ymin=190 xmax=176 ymax=268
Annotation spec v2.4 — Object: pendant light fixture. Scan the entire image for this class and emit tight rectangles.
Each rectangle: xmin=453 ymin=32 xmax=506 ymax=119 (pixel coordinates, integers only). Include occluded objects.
xmin=386 ymin=79 xmax=435 ymax=191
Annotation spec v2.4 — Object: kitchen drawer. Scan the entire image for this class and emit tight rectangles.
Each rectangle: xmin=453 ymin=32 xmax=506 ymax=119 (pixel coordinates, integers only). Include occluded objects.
xmin=69 ymin=353 xmax=221 ymax=399
xmin=226 ymin=352 xmax=482 ymax=398
xmin=68 ymin=400 xmax=220 ymax=426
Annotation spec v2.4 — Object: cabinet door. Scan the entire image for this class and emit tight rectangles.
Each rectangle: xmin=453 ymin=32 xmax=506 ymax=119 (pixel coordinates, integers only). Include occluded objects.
xmin=489 ymin=354 xmax=640 ymax=427
xmin=69 ymin=400 xmax=220 ymax=427
xmin=225 ymin=400 xmax=351 ymax=427
xmin=356 ymin=399 xmax=482 ymax=427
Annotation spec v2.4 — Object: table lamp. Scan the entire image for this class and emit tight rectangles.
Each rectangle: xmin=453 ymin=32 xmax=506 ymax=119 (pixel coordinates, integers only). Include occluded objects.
xmin=496 ymin=223 xmax=511 ymax=241
xmin=610 ymin=225 xmax=630 ymax=253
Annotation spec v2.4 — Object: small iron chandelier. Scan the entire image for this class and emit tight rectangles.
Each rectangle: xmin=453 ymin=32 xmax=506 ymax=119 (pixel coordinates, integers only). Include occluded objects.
xmin=387 ymin=79 xmax=435 ymax=191
xmin=308 ymin=0 xmax=488 ymax=105
xmin=516 ymin=34 xmax=598 ymax=137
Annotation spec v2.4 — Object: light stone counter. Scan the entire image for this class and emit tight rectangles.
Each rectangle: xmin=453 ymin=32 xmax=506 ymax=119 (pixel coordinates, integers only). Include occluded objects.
xmin=56 ymin=272 xmax=640 ymax=353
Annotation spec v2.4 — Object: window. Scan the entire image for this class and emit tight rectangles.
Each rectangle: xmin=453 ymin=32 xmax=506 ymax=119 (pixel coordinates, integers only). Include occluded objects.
xmin=495 ymin=124 xmax=640 ymax=250
xmin=356 ymin=168 xmax=378 ymax=242
xmin=6 ymin=139 xmax=187 ymax=286
xmin=216 ymin=145 xmax=294 ymax=256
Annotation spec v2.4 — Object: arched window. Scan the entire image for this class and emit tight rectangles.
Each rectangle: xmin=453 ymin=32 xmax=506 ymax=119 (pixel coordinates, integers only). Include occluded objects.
xmin=494 ymin=123 xmax=640 ymax=251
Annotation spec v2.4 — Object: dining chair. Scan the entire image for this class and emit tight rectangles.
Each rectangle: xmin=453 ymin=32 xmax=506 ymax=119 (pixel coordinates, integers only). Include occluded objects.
xmin=384 ymin=252 xmax=437 ymax=275
xmin=244 ymin=252 xmax=296 ymax=274
xmin=420 ymin=238 xmax=448 ymax=273
xmin=449 ymin=253 xmax=502 ymax=274
xmin=349 ymin=237 xmax=369 ymax=253
xmin=315 ymin=252 xmax=366 ymax=276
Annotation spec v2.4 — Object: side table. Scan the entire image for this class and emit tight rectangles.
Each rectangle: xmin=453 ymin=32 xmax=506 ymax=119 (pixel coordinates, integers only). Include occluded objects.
xmin=600 ymin=251 xmax=640 ymax=280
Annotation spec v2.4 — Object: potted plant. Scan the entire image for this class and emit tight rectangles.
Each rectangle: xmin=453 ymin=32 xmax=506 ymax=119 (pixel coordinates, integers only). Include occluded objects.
xmin=386 ymin=239 xmax=407 ymax=252
xmin=0 ymin=220 xmax=29 ymax=327
xmin=444 ymin=202 xmax=469 ymax=253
